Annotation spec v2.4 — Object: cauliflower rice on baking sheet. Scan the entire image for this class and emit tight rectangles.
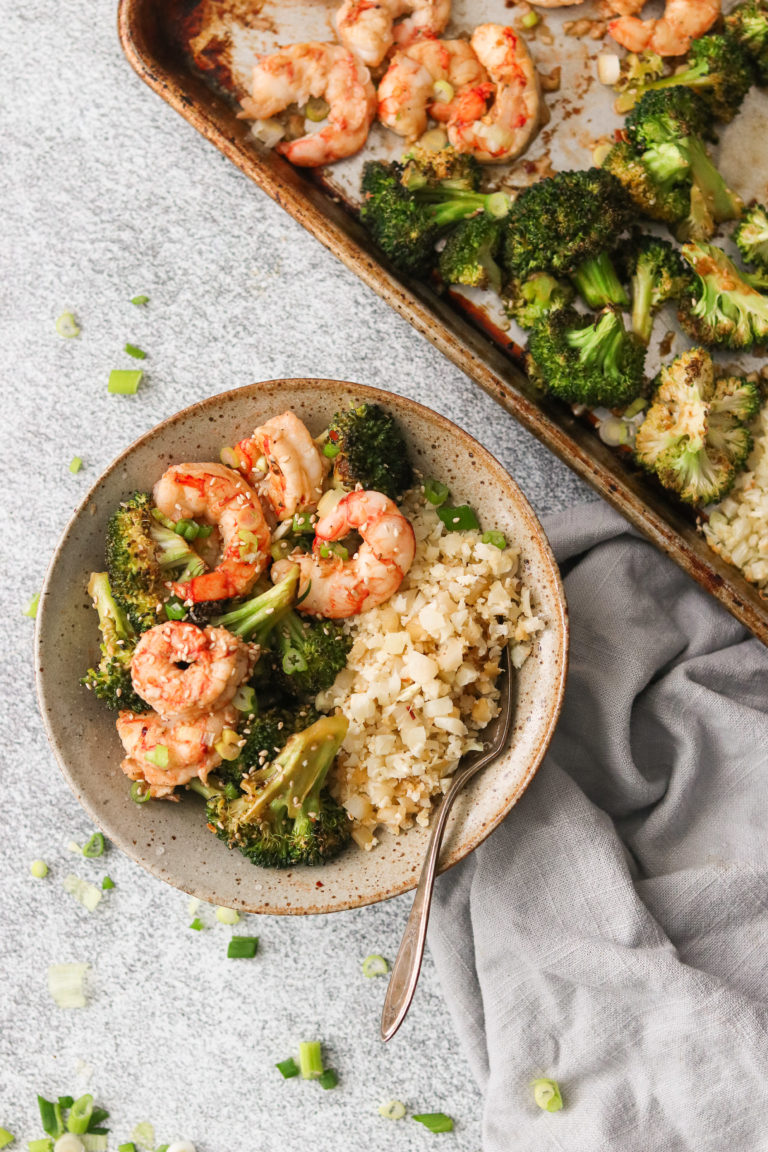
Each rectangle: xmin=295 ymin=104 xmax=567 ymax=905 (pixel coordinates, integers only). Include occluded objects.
xmin=318 ymin=490 xmax=545 ymax=850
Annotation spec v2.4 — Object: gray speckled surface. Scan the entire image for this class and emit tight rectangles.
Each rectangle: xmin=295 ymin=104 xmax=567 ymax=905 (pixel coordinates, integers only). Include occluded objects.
xmin=1 ymin=3 xmax=593 ymax=1148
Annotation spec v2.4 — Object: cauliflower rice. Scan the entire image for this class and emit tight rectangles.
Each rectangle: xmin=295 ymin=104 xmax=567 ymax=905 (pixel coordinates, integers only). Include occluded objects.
xmin=318 ymin=491 xmax=546 ymax=849
xmin=703 ymin=399 xmax=768 ymax=592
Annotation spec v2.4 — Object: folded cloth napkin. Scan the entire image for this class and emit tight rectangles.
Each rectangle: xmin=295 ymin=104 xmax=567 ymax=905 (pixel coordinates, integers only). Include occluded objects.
xmin=430 ymin=500 xmax=768 ymax=1152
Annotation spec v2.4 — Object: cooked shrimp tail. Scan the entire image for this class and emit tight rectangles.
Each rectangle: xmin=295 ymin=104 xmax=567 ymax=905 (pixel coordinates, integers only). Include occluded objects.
xmin=608 ymin=0 xmax=720 ymax=55
xmin=235 ymin=411 xmax=329 ymax=521
xmin=336 ymin=0 xmax=451 ymax=68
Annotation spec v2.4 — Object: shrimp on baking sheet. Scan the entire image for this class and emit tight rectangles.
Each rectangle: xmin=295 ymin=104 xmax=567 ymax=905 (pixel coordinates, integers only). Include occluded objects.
xmin=117 ymin=705 xmax=238 ymax=799
xmin=378 ymin=39 xmax=489 ymax=141
xmin=608 ymin=0 xmax=720 ymax=55
xmin=335 ymin=0 xmax=451 ymax=69
xmin=234 ymin=411 xmax=329 ymax=521
xmin=153 ymin=462 xmax=270 ymax=603
xmin=239 ymin=43 xmax=377 ymax=167
xmin=271 ymin=490 xmax=415 ymax=618
xmin=130 ymin=621 xmax=255 ymax=719
xmin=447 ymin=25 xmax=542 ymax=164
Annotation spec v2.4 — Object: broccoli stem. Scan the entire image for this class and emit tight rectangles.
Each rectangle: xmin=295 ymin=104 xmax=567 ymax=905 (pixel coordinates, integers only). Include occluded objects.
xmin=88 ymin=571 xmax=133 ymax=652
xmin=211 ymin=567 xmax=299 ymax=641
xmin=415 ymin=187 xmax=511 ymax=228
xmin=688 ymin=137 xmax=743 ymax=222
xmin=630 ymin=264 xmax=656 ymax=344
xmin=150 ymin=523 xmax=205 ymax=579
xmin=571 ymin=252 xmax=629 ymax=309
xmin=566 ymin=310 xmax=627 ymax=381
xmin=188 ymin=778 xmax=219 ymax=801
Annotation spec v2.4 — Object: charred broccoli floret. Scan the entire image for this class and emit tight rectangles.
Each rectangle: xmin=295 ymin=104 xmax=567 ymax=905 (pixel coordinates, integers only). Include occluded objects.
xmin=326 ymin=402 xmax=413 ymax=500
xmin=213 ymin=703 xmax=321 ymax=788
xmin=400 ymin=145 xmax=481 ymax=192
xmin=726 ymin=0 xmax=768 ymax=85
xmin=196 ymin=715 xmax=351 ymax=868
xmin=677 ymin=241 xmax=768 ymax=348
xmin=504 ymin=272 xmax=574 ymax=331
xmin=602 ymin=140 xmax=691 ymax=225
xmin=614 ymin=51 xmax=666 ymax=113
xmin=623 ymin=234 xmax=692 ymax=344
xmin=211 ymin=566 xmax=299 ymax=641
xmin=503 ymin=169 xmax=631 ymax=289
xmin=273 ymin=611 xmax=352 ymax=700
xmin=106 ymin=492 xmax=205 ymax=632
xmin=635 ymin=348 xmax=759 ymax=505
xmin=527 ymin=306 xmax=645 ymax=408
xmin=623 ymin=34 xmax=754 ymax=122
xmin=438 ymin=214 xmax=505 ymax=291
xmin=735 ymin=203 xmax=768 ymax=268
xmin=81 ymin=572 xmax=147 ymax=712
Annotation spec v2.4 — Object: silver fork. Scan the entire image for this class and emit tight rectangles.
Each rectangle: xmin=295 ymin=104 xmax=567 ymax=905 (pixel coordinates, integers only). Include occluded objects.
xmin=381 ymin=647 xmax=514 ymax=1041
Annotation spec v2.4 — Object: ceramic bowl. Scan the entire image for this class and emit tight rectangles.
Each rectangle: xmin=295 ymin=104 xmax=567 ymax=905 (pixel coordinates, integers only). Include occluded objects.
xmin=35 ymin=379 xmax=568 ymax=914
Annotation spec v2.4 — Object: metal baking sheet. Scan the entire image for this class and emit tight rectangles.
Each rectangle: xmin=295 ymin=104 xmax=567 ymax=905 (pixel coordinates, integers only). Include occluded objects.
xmin=118 ymin=0 xmax=768 ymax=644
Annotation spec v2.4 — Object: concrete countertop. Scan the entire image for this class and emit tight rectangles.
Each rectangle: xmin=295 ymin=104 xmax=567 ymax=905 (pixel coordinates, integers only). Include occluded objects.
xmin=1 ymin=3 xmax=593 ymax=1149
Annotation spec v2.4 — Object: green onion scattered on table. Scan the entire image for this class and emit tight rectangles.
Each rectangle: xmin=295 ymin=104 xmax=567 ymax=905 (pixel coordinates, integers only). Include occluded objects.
xmin=227 ymin=937 xmax=258 ymax=959
xmin=38 ymin=1097 xmax=62 ymax=1139
xmin=118 ymin=1144 xmax=137 ymax=1152
xmin=30 ymin=859 xmax=49 ymax=879
xmin=82 ymin=833 xmax=105 ymax=858
xmin=318 ymin=1070 xmax=338 ymax=1090
xmin=66 ymin=1095 xmax=93 ymax=1135
xmin=48 ymin=963 xmax=89 ymax=1008
xmin=23 ymin=594 xmax=40 ymax=619
xmin=378 ymin=1100 xmax=406 ymax=1120
xmin=189 ymin=918 xmax=204 ymax=931
xmin=275 ymin=1058 xmax=300 ymax=1080
xmin=108 ymin=369 xmax=143 ymax=395
xmin=63 ymin=875 xmax=102 ymax=912
xmin=124 ymin=344 xmax=146 ymax=360
xmin=413 ymin=1113 xmax=454 ymax=1133
xmin=0 ymin=1129 xmax=14 ymax=1148
xmin=298 ymin=1041 xmax=323 ymax=1081
xmin=102 ymin=876 xmax=115 ymax=890
xmin=28 ymin=1140 xmax=53 ymax=1152
xmin=361 ymin=954 xmax=389 ymax=978
xmin=215 ymin=906 xmax=239 ymax=925
xmin=130 ymin=295 xmax=149 ymax=306
xmin=56 ymin=312 xmax=80 ymax=339
xmin=532 ymin=1078 xmax=563 ymax=1112
xmin=69 ymin=457 xmax=83 ymax=474
xmin=437 ymin=505 xmax=480 ymax=532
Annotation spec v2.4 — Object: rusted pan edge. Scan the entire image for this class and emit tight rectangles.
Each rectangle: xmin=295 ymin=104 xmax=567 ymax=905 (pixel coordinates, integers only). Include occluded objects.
xmin=117 ymin=0 xmax=768 ymax=647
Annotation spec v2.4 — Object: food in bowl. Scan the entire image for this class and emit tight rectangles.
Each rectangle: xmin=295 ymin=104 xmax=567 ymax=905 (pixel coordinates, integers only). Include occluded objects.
xmin=81 ymin=402 xmax=544 ymax=868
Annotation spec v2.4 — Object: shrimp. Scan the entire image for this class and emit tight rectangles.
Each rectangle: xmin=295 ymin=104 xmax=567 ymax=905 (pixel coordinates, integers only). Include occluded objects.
xmin=153 ymin=462 xmax=270 ymax=602
xmin=234 ymin=411 xmax=329 ymax=521
xmin=271 ymin=490 xmax=415 ymax=618
xmin=130 ymin=621 xmax=255 ymax=719
xmin=608 ymin=0 xmax=720 ymax=55
xmin=378 ymin=39 xmax=489 ymax=142
xmin=239 ymin=43 xmax=377 ymax=167
xmin=117 ymin=705 xmax=238 ymax=799
xmin=335 ymin=0 xmax=451 ymax=69
xmin=447 ymin=25 xmax=542 ymax=164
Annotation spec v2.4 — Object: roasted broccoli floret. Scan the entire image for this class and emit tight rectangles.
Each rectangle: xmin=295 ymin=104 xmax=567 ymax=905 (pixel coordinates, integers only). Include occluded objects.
xmin=624 ymin=34 xmax=754 ymax=122
xmin=527 ymin=306 xmax=645 ymax=408
xmin=635 ymin=348 xmax=758 ymax=505
xmin=623 ymin=234 xmax=691 ymax=344
xmin=326 ymin=402 xmax=413 ymax=500
xmin=213 ymin=703 xmax=320 ymax=788
xmin=735 ymin=203 xmax=768 ymax=268
xmin=438 ymin=214 xmax=505 ymax=291
xmin=504 ymin=272 xmax=574 ymax=331
xmin=614 ymin=51 xmax=666 ymax=113
xmin=400 ymin=145 xmax=481 ymax=192
xmin=196 ymin=715 xmax=351 ymax=868
xmin=360 ymin=155 xmax=508 ymax=277
xmin=624 ymin=89 xmax=743 ymax=237
xmin=274 ymin=611 xmax=352 ymax=700
xmin=503 ymin=169 xmax=631 ymax=283
xmin=602 ymin=140 xmax=691 ymax=225
xmin=106 ymin=492 xmax=205 ymax=632
xmin=726 ymin=0 xmax=768 ymax=85
xmin=211 ymin=566 xmax=299 ymax=641
xmin=81 ymin=572 xmax=147 ymax=712
xmin=677 ymin=241 xmax=768 ymax=348
xmin=570 ymin=250 xmax=629 ymax=310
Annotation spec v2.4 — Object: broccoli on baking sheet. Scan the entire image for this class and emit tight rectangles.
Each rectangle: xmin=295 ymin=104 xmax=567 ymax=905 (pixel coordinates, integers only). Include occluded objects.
xmin=620 ymin=33 xmax=754 ymax=122
xmin=635 ymin=348 xmax=759 ymax=506
xmin=735 ymin=204 xmax=768 ymax=269
xmin=527 ymin=307 xmax=645 ymax=409
xmin=438 ymin=213 xmax=505 ymax=292
xmin=622 ymin=234 xmax=691 ymax=344
xmin=677 ymin=242 xmax=768 ymax=349
xmin=726 ymin=0 xmax=768 ymax=86
xmin=504 ymin=272 xmax=574 ymax=332
xmin=602 ymin=139 xmax=691 ymax=227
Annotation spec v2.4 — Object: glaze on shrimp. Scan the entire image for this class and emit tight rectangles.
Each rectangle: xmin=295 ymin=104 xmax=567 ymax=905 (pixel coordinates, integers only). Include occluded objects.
xmin=153 ymin=462 xmax=270 ymax=603
xmin=117 ymin=705 xmax=238 ymax=799
xmin=335 ymin=0 xmax=451 ymax=69
xmin=378 ymin=39 xmax=489 ymax=142
xmin=608 ymin=0 xmax=720 ymax=55
xmin=272 ymin=490 xmax=415 ymax=618
xmin=239 ymin=43 xmax=377 ymax=167
xmin=235 ymin=411 xmax=328 ymax=521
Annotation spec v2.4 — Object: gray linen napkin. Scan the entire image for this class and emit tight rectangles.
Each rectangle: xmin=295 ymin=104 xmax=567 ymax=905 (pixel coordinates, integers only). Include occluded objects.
xmin=430 ymin=500 xmax=768 ymax=1152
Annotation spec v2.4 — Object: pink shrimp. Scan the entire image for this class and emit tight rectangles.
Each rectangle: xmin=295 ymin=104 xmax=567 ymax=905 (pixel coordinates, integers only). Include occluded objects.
xmin=117 ymin=705 xmax=238 ymax=799
xmin=608 ymin=0 xmax=720 ymax=56
xmin=335 ymin=0 xmax=451 ymax=69
xmin=234 ymin=411 xmax=328 ymax=521
xmin=271 ymin=490 xmax=415 ymax=618
xmin=378 ymin=39 xmax=489 ymax=141
xmin=153 ymin=462 xmax=270 ymax=603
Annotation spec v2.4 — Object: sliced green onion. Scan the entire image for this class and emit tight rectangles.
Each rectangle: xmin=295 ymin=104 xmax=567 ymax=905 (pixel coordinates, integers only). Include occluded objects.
xmin=378 ymin=1100 xmax=406 ymax=1120
xmin=82 ymin=1136 xmax=107 ymax=1152
xmin=174 ymin=519 xmax=199 ymax=541
xmin=521 ymin=9 xmax=540 ymax=27
xmin=318 ymin=1069 xmax=338 ymax=1090
xmin=108 ymin=369 xmax=143 ymax=395
xmin=57 ymin=1100 xmax=74 ymax=1112
xmin=28 ymin=1141 xmax=53 ymax=1152
xmin=624 ymin=396 xmax=647 ymax=419
xmin=214 ymin=729 xmax=241 ymax=761
xmin=131 ymin=1123 xmax=155 ymax=1151
xmin=23 ymin=593 xmax=40 ymax=619
xmin=233 ymin=685 xmax=256 ymax=714
xmin=270 ymin=540 xmax=293 ymax=563
xmin=532 ymin=1078 xmax=563 ymax=1112
xmin=189 ymin=918 xmax=205 ymax=931
xmin=291 ymin=511 xmax=315 ymax=535
xmin=130 ymin=295 xmax=149 ymax=306
xmin=481 ymin=530 xmax=507 ymax=550
xmin=66 ymin=1096 xmax=93 ymax=1136
xmin=362 ymin=954 xmax=389 ymax=978
xmin=437 ymin=504 xmax=480 ymax=532
xmin=67 ymin=841 xmax=83 ymax=855
xmin=275 ymin=1057 xmax=299 ymax=1079
xmin=322 ymin=441 xmax=340 ymax=459
xmin=413 ymin=1113 xmax=454 ymax=1133
xmin=227 ymin=936 xmax=259 ymax=959
xmin=424 ymin=478 xmax=449 ymax=506
xmin=118 ymin=1145 xmax=137 ymax=1152
xmin=124 ymin=344 xmax=146 ymax=360
xmin=432 ymin=78 xmax=454 ymax=103
xmin=88 ymin=1107 xmax=109 ymax=1129
xmin=215 ymin=906 xmax=240 ymax=925
xmin=101 ymin=876 xmax=115 ymax=890
xmin=56 ymin=312 xmax=80 ymax=339
xmin=318 ymin=542 xmax=348 ymax=562
xmin=298 ymin=1041 xmax=324 ymax=1081
xmin=164 ymin=599 xmax=186 ymax=622
xmin=282 ymin=647 xmax=309 ymax=675
xmin=30 ymin=859 xmax=49 ymax=879
xmin=304 ymin=96 xmax=330 ymax=121
xmin=38 ymin=1097 xmax=63 ymax=1139
xmin=63 ymin=875 xmax=102 ymax=912
xmin=144 ymin=745 xmax=169 ymax=769
xmin=223 ymin=783 xmax=240 ymax=801
xmin=130 ymin=781 xmax=152 ymax=804
xmin=0 ymin=1129 xmax=14 ymax=1148
xmin=82 ymin=833 xmax=105 ymax=858
xmin=598 ymin=417 xmax=629 ymax=448
xmin=69 ymin=457 xmax=83 ymax=474
xmin=485 ymin=191 xmax=511 ymax=219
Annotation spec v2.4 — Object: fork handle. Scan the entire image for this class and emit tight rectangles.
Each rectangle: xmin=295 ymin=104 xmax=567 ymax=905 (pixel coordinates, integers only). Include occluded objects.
xmin=380 ymin=770 xmax=466 ymax=1042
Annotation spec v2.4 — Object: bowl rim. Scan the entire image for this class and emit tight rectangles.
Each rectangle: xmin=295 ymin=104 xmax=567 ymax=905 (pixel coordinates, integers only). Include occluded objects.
xmin=35 ymin=378 xmax=569 ymax=913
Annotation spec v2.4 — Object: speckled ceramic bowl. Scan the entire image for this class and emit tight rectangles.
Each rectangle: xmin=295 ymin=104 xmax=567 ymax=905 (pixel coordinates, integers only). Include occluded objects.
xmin=36 ymin=379 xmax=568 ymax=914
